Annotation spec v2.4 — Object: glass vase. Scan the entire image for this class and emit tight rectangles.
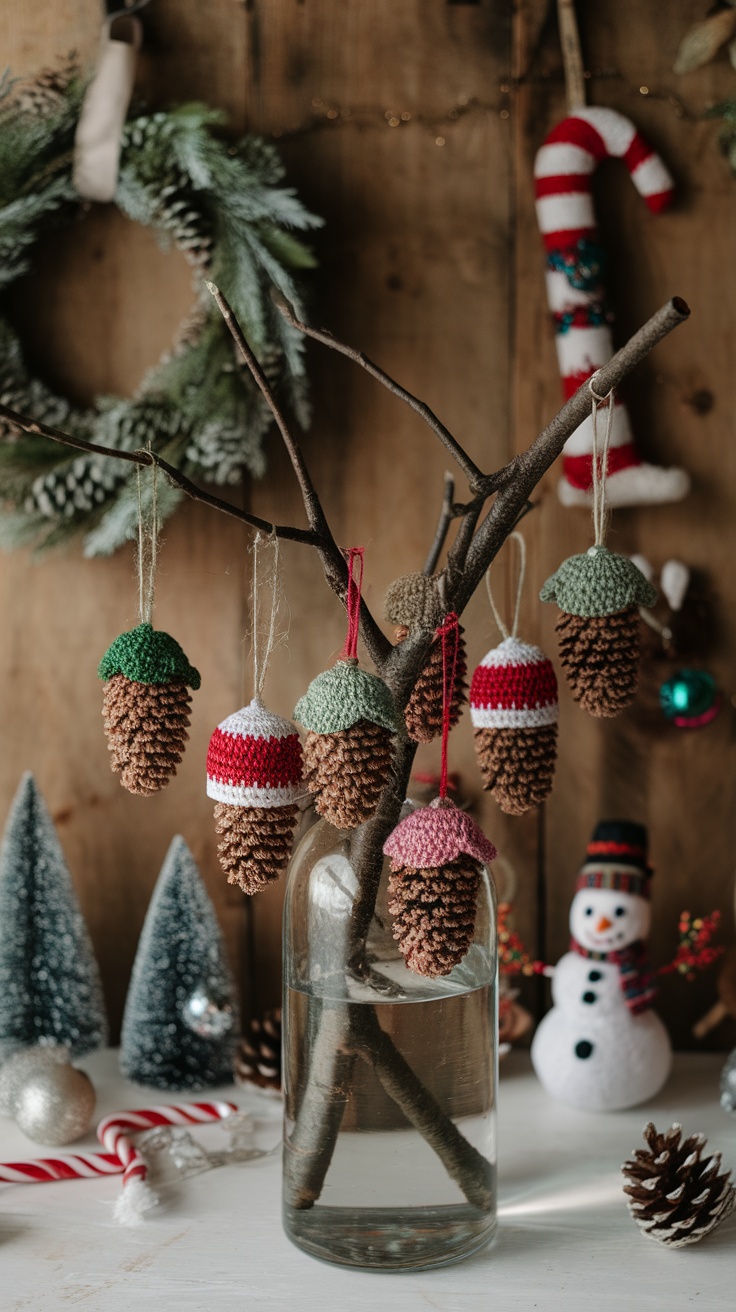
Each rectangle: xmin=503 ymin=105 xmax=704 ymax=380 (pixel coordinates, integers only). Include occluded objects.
xmin=282 ymin=805 xmax=498 ymax=1271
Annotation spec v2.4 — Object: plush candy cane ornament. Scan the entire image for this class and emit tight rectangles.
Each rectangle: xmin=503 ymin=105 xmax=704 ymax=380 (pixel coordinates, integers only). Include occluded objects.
xmin=534 ymin=107 xmax=690 ymax=508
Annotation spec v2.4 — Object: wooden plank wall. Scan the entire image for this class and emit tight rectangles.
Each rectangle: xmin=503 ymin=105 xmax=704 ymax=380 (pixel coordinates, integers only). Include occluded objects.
xmin=0 ymin=0 xmax=733 ymax=1050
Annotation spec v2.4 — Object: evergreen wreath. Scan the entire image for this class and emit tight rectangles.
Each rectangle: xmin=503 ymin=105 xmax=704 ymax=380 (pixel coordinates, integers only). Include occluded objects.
xmin=0 ymin=64 xmax=322 ymax=555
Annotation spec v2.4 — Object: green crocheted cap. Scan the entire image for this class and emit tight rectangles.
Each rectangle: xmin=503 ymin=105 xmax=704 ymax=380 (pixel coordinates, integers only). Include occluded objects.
xmin=98 ymin=623 xmax=201 ymax=688
xmin=539 ymin=547 xmax=657 ymax=619
xmin=294 ymin=659 xmax=402 ymax=734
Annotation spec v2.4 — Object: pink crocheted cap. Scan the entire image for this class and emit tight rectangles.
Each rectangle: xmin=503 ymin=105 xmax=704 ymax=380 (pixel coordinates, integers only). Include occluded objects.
xmin=383 ymin=797 xmax=497 ymax=870
xmin=470 ymin=636 xmax=558 ymax=729
xmin=206 ymin=698 xmax=303 ymax=807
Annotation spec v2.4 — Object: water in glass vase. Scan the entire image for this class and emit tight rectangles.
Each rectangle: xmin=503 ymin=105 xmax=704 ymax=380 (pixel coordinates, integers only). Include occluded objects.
xmin=282 ymin=813 xmax=497 ymax=1272
xmin=284 ymin=986 xmax=495 ymax=1270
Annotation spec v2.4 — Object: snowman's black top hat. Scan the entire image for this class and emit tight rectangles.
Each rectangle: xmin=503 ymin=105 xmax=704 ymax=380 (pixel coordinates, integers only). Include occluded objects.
xmin=576 ymin=820 xmax=652 ymax=899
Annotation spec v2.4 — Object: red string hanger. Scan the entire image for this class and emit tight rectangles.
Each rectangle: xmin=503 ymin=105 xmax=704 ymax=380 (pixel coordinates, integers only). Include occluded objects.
xmin=437 ymin=611 xmax=460 ymax=801
xmin=340 ymin=546 xmax=365 ymax=661
xmin=293 ymin=544 xmax=402 ymax=831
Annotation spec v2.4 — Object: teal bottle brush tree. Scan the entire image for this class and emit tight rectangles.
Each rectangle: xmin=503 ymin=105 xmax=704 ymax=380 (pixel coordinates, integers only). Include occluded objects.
xmin=0 ymin=281 xmax=692 ymax=1227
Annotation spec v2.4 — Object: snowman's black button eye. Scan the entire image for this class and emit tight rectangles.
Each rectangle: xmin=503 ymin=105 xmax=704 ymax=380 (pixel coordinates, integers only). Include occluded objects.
xmin=584 ymin=907 xmax=594 ymax=916
xmin=614 ymin=906 xmax=626 ymax=917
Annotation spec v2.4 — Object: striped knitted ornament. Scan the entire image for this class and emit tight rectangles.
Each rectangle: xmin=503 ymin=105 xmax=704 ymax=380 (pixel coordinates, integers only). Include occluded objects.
xmin=542 ymin=546 xmax=657 ymax=717
xmin=383 ymin=798 xmax=497 ymax=979
xmin=534 ymin=106 xmax=689 ymax=508
xmin=295 ymin=547 xmax=401 ymax=830
xmin=470 ymin=637 xmax=559 ymax=815
xmin=98 ymin=624 xmax=200 ymax=796
xmin=206 ymin=699 xmax=303 ymax=895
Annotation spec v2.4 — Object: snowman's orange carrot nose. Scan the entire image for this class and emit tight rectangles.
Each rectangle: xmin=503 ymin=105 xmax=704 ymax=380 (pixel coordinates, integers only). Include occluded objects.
xmin=596 ymin=916 xmax=613 ymax=932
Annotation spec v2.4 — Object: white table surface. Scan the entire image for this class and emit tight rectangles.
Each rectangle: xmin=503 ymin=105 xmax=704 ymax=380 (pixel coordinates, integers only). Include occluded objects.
xmin=0 ymin=1049 xmax=734 ymax=1311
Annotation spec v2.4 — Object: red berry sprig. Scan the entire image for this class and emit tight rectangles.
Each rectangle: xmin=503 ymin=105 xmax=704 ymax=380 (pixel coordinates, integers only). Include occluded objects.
xmin=659 ymin=910 xmax=723 ymax=981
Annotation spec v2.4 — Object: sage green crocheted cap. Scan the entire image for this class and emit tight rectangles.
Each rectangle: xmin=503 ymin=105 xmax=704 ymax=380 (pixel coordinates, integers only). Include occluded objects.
xmin=539 ymin=546 xmax=657 ymax=619
xmin=294 ymin=659 xmax=402 ymax=735
xmin=98 ymin=623 xmax=201 ymax=689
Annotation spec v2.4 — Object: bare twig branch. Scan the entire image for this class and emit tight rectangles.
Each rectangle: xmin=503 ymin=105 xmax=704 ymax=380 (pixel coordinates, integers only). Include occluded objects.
xmin=423 ymin=472 xmax=455 ymax=575
xmin=208 ymin=284 xmax=392 ymax=668
xmin=0 ymin=404 xmax=321 ymax=546
xmin=272 ymin=289 xmax=490 ymax=493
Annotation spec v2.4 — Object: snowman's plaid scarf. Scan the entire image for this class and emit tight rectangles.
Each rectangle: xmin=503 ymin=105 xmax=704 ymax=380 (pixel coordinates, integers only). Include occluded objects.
xmin=571 ymin=938 xmax=657 ymax=1015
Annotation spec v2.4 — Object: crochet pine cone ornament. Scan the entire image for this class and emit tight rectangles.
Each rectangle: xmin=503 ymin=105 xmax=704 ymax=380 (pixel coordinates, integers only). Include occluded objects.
xmin=623 ymin=1122 xmax=735 ymax=1248
xmin=383 ymin=798 xmax=497 ymax=978
xmin=385 ymin=572 xmax=467 ymax=743
xmin=541 ymin=547 xmax=657 ymax=717
xmin=294 ymin=659 xmax=401 ymax=830
xmin=98 ymin=624 xmax=200 ymax=795
xmin=206 ymin=701 xmax=303 ymax=895
xmin=470 ymin=637 xmax=559 ymax=815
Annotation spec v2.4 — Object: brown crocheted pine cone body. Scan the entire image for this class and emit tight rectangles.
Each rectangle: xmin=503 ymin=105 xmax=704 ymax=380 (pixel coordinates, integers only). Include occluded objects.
xmin=474 ymin=723 xmax=558 ymax=815
xmin=303 ymin=719 xmax=394 ymax=830
xmin=388 ymin=856 xmax=481 ymax=978
xmin=404 ymin=627 xmax=468 ymax=744
xmin=101 ymin=673 xmax=192 ymax=795
xmin=556 ymin=606 xmax=641 ymax=717
xmin=213 ymin=802 xmax=299 ymax=895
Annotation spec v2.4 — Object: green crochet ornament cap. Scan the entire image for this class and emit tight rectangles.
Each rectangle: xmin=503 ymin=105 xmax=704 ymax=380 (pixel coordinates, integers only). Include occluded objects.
xmin=294 ymin=659 xmax=402 ymax=735
xmin=540 ymin=546 xmax=657 ymax=619
xmin=98 ymin=623 xmax=201 ymax=689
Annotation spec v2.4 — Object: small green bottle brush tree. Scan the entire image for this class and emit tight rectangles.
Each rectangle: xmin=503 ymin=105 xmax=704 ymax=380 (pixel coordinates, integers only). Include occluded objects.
xmin=0 ymin=287 xmax=690 ymax=1213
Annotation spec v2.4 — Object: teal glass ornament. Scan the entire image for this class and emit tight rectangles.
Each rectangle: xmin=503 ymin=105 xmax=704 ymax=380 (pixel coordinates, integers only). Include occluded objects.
xmin=659 ymin=669 xmax=719 ymax=728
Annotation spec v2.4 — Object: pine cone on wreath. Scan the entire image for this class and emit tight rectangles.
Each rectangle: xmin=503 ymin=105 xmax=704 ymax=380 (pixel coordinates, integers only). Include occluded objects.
xmin=98 ymin=624 xmax=200 ymax=795
xmin=470 ymin=637 xmax=559 ymax=814
xmin=385 ymin=572 xmax=467 ymax=743
xmin=541 ymin=546 xmax=657 ymax=717
xmin=294 ymin=660 xmax=401 ymax=830
xmin=235 ymin=1009 xmax=282 ymax=1091
xmin=207 ymin=700 xmax=303 ymax=895
xmin=383 ymin=797 xmax=497 ymax=978
xmin=623 ymin=1122 xmax=735 ymax=1248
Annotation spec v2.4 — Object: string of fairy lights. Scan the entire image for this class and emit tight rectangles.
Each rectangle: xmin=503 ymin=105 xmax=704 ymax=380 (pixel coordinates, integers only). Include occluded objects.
xmin=265 ymin=72 xmax=709 ymax=145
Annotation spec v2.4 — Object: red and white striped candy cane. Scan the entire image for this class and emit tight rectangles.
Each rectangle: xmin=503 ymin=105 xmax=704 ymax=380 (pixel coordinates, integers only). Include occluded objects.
xmin=534 ymin=106 xmax=689 ymax=509
xmin=0 ymin=1152 xmax=122 ymax=1184
xmin=0 ymin=1099 xmax=236 ymax=1225
xmin=97 ymin=1100 xmax=236 ymax=1213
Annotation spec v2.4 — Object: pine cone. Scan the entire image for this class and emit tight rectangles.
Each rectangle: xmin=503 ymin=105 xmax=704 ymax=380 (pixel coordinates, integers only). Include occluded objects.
xmin=623 ymin=1122 xmax=735 ymax=1248
xmin=556 ymin=606 xmax=641 ymax=717
xmin=235 ymin=1010 xmax=282 ymax=1091
xmin=404 ymin=628 xmax=468 ymax=744
xmin=214 ymin=803 xmax=299 ymax=894
xmin=474 ymin=724 xmax=558 ymax=815
xmin=303 ymin=720 xmax=394 ymax=829
xmin=102 ymin=674 xmax=192 ymax=795
xmin=388 ymin=856 xmax=481 ymax=978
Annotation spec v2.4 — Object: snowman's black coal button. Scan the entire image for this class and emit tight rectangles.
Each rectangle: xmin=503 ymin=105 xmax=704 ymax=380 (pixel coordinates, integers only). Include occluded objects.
xmin=588 ymin=970 xmax=602 ymax=982
xmin=575 ymin=1040 xmax=594 ymax=1059
xmin=582 ymin=991 xmax=597 ymax=1004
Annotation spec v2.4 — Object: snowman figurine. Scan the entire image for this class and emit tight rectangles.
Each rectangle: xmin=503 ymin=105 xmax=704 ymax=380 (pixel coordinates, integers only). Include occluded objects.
xmin=531 ymin=821 xmax=672 ymax=1111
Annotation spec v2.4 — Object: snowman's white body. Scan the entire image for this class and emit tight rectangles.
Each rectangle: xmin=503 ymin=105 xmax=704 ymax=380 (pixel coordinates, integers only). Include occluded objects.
xmin=531 ymin=884 xmax=673 ymax=1111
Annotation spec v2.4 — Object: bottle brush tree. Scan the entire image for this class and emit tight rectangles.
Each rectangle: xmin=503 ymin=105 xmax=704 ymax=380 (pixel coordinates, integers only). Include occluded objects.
xmin=0 ymin=771 xmax=108 ymax=1059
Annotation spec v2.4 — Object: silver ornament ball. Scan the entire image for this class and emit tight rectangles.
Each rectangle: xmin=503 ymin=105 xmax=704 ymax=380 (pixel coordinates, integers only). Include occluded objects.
xmin=14 ymin=1064 xmax=96 ymax=1146
xmin=182 ymin=987 xmax=235 ymax=1039
xmin=0 ymin=1045 xmax=71 ymax=1115
xmin=720 ymin=1047 xmax=736 ymax=1113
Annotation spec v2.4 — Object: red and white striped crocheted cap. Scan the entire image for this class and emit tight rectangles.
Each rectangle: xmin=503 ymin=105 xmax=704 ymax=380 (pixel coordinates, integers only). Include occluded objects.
xmin=470 ymin=637 xmax=558 ymax=730
xmin=206 ymin=699 xmax=303 ymax=807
